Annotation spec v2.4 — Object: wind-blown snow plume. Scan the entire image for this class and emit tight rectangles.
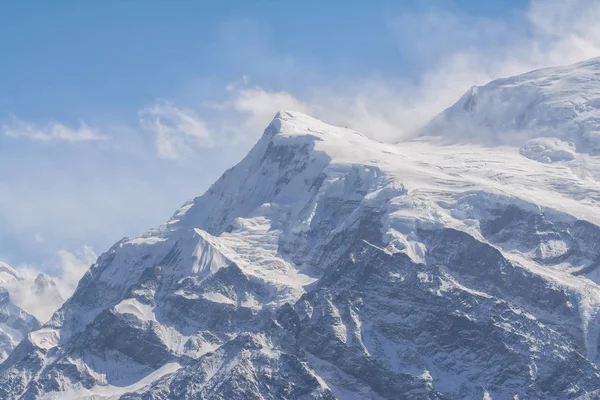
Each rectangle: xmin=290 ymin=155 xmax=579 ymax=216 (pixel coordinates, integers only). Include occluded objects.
xmin=139 ymin=102 xmax=214 ymax=160
xmin=143 ymin=0 xmax=600 ymax=150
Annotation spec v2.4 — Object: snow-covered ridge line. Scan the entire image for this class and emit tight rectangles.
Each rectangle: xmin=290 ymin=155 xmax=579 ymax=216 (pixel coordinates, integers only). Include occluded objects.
xmin=423 ymin=56 xmax=600 ymax=155
xmin=5 ymin=59 xmax=600 ymax=398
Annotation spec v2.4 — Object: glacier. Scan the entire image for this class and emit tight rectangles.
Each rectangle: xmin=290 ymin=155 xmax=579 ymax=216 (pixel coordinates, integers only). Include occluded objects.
xmin=3 ymin=58 xmax=600 ymax=399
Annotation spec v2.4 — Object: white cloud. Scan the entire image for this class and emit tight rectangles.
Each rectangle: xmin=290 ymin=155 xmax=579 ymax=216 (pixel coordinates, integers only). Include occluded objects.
xmin=2 ymin=116 xmax=106 ymax=142
xmin=227 ymin=83 xmax=310 ymax=130
xmin=139 ymin=102 xmax=213 ymax=160
xmin=2 ymin=246 xmax=97 ymax=322
xmin=222 ymin=82 xmax=413 ymax=142
xmin=527 ymin=0 xmax=600 ymax=64
xmin=53 ymin=246 xmax=97 ymax=297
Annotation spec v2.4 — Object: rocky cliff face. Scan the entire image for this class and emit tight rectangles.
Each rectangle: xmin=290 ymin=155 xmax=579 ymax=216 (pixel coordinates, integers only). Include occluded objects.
xmin=4 ymin=59 xmax=600 ymax=399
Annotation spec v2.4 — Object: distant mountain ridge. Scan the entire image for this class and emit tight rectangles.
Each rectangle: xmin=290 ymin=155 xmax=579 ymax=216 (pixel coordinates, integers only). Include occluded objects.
xmin=0 ymin=263 xmax=41 ymax=363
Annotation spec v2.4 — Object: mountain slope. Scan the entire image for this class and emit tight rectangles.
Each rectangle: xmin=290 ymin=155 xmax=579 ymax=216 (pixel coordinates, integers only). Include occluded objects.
xmin=4 ymin=60 xmax=600 ymax=399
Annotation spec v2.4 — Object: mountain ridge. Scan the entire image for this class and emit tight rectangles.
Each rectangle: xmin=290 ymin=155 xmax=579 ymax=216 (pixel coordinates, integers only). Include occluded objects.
xmin=423 ymin=56 xmax=600 ymax=156
xmin=4 ymin=60 xmax=600 ymax=398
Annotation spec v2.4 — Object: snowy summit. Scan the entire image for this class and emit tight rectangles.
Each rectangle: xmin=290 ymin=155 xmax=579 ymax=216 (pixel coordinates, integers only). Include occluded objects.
xmin=3 ymin=59 xmax=600 ymax=399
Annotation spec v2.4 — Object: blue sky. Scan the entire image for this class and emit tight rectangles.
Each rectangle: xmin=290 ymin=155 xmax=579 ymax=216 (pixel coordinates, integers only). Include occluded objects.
xmin=1 ymin=0 xmax=599 ymax=276
xmin=0 ymin=1 xmax=527 ymax=121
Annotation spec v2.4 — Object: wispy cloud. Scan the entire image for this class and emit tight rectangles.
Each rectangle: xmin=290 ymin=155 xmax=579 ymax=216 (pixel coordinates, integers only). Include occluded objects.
xmin=225 ymin=83 xmax=310 ymax=129
xmin=139 ymin=102 xmax=213 ymax=160
xmin=2 ymin=116 xmax=106 ymax=142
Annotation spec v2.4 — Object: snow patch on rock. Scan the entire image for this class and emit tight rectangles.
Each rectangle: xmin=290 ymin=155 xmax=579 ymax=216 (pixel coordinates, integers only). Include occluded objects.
xmin=114 ymin=298 xmax=156 ymax=322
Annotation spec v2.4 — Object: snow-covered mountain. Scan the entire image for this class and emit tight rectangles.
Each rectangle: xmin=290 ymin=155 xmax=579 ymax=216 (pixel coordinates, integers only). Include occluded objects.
xmin=0 ymin=262 xmax=64 ymax=323
xmin=0 ymin=263 xmax=41 ymax=363
xmin=3 ymin=58 xmax=600 ymax=399
xmin=424 ymin=57 xmax=600 ymax=160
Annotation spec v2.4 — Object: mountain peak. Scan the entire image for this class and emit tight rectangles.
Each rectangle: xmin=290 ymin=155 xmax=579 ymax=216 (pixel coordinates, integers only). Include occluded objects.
xmin=264 ymin=110 xmax=367 ymax=142
xmin=424 ymin=56 xmax=600 ymax=156
xmin=166 ymin=110 xmax=373 ymax=235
